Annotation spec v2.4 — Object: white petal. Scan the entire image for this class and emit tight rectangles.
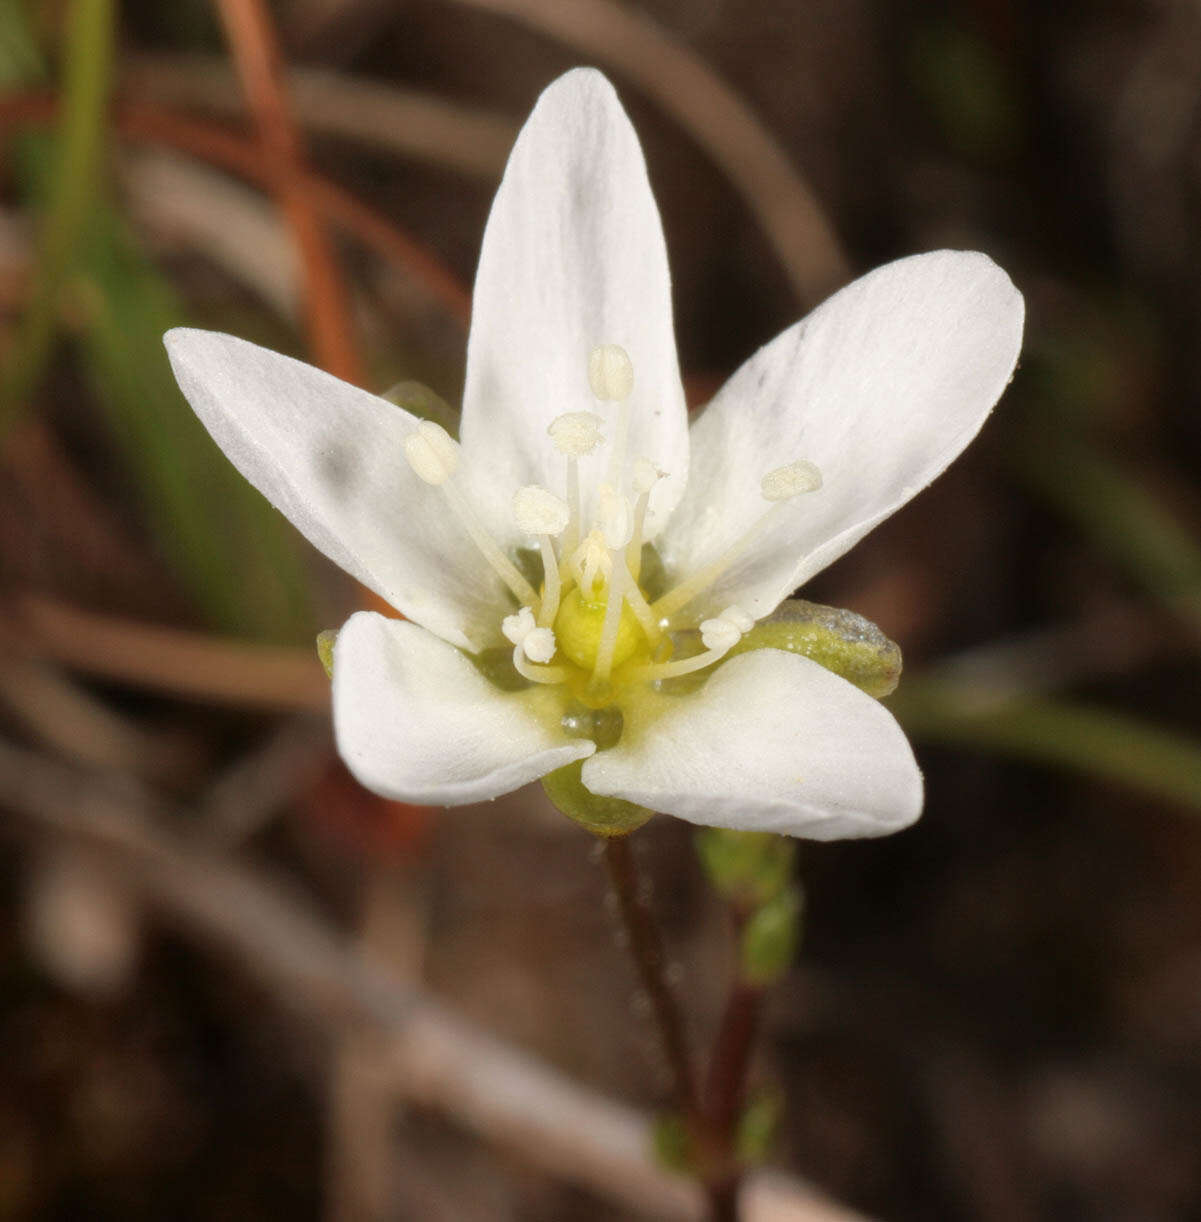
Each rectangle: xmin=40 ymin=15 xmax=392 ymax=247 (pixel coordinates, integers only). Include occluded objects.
xmin=582 ymin=650 xmax=922 ymax=839
xmin=166 ymin=328 xmax=509 ymax=650
xmin=661 ymin=251 xmax=1024 ymax=619
xmin=460 ymin=69 xmax=688 ymax=542
xmin=333 ymin=613 xmax=593 ymax=805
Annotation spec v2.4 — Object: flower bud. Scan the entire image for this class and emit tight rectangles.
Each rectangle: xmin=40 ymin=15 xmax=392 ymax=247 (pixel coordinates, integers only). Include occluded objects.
xmin=728 ymin=598 xmax=902 ymax=698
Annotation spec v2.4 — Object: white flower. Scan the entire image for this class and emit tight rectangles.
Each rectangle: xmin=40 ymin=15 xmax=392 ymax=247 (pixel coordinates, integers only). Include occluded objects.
xmin=165 ymin=69 xmax=1023 ymax=840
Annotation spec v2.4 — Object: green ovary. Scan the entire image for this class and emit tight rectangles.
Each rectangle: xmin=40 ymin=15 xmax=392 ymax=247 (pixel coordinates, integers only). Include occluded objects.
xmin=554 ymin=585 xmax=645 ymax=671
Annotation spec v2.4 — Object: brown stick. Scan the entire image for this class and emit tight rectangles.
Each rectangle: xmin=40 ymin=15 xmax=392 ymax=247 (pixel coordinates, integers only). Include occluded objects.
xmin=214 ymin=0 xmax=364 ymax=385
xmin=705 ymin=977 xmax=764 ymax=1142
xmin=0 ymin=93 xmax=471 ymax=325
xmin=445 ymin=0 xmax=851 ymax=306
xmin=0 ymin=739 xmax=867 ymax=1222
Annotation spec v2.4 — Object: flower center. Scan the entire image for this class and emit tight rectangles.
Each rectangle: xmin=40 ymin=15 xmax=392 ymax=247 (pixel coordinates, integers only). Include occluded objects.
xmin=402 ymin=343 xmax=824 ymax=740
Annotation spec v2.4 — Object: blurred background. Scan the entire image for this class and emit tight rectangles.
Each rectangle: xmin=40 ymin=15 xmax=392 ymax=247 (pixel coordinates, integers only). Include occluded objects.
xmin=3 ymin=1 xmax=1201 ymax=1218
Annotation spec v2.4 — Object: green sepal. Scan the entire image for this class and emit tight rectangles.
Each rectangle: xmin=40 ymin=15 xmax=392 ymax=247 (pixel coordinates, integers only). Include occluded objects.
xmin=694 ymin=829 xmax=795 ymax=909
xmin=740 ymin=886 xmax=803 ymax=986
xmin=735 ymin=1088 xmax=784 ymax=1167
xmin=728 ymin=598 xmax=902 ymax=698
xmin=380 ymin=380 xmax=460 ymax=437
xmin=316 ymin=629 xmax=337 ymax=679
xmin=650 ymin=1111 xmax=695 ymax=1174
xmin=542 ymin=760 xmax=652 ymax=837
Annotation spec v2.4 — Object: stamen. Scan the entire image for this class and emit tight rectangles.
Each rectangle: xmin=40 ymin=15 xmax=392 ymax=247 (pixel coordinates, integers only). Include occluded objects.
xmin=652 ymin=459 xmax=823 ymax=621
xmin=622 ymin=580 xmax=664 ymax=645
xmin=402 ymin=420 xmax=459 ymax=486
xmin=596 ymin=484 xmax=632 ymax=549
xmin=513 ymin=485 xmax=570 ymax=538
xmin=512 ymin=645 xmax=572 ymax=685
xmin=626 ymin=458 xmax=664 ymax=578
xmin=548 ymin=411 xmax=603 ymax=561
xmin=587 ymin=343 xmax=634 ymax=493
xmin=587 ymin=344 xmax=634 ymax=402
xmin=513 ymin=486 xmax=569 ymax=623
xmin=501 ymin=606 xmax=536 ymax=646
xmin=502 ymin=610 xmax=567 ymax=683
xmin=626 ymin=605 xmax=751 ymax=683
xmin=548 ymin=412 xmax=604 ymax=457
xmin=404 ymin=423 xmax=537 ymax=607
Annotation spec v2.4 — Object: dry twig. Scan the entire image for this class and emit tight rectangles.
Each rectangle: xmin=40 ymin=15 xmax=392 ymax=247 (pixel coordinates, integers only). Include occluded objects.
xmin=444 ymin=0 xmax=851 ymax=306
xmin=0 ymin=738 xmax=868 ymax=1222
xmin=123 ymin=53 xmax=517 ymax=179
xmin=215 ymin=0 xmax=364 ymax=384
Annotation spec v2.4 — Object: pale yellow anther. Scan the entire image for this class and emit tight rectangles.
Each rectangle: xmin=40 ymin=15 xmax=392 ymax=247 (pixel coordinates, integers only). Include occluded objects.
xmin=588 ymin=343 xmax=634 ymax=402
xmin=523 ymin=626 xmax=557 ymax=664
xmin=720 ymin=605 xmax=755 ymax=634
xmin=403 ymin=420 xmax=460 ymax=486
xmin=761 ymin=458 xmax=823 ymax=501
xmin=548 ymin=411 xmax=604 ymax=457
xmin=502 ymin=606 xmax=537 ymax=647
xmin=597 ymin=483 xmax=632 ymax=549
xmin=513 ymin=485 xmax=570 ymax=537
xmin=699 ymin=605 xmax=753 ymax=653
xmin=699 ymin=617 xmax=742 ymax=653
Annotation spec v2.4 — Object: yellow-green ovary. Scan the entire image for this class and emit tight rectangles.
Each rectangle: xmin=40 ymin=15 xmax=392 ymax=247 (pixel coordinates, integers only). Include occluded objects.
xmin=553 ymin=585 xmax=645 ymax=671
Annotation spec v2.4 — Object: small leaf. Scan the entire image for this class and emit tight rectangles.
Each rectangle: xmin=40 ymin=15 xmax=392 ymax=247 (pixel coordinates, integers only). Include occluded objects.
xmin=729 ymin=598 xmax=902 ymax=697
xmin=694 ymin=828 xmax=795 ymax=908
xmin=740 ymin=886 xmax=803 ymax=986
xmin=650 ymin=1111 xmax=694 ymax=1174
xmin=735 ymin=1088 xmax=784 ymax=1166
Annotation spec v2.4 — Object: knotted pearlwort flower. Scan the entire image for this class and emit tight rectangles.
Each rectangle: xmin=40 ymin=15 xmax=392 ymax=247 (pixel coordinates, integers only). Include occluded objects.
xmin=165 ymin=69 xmax=1023 ymax=840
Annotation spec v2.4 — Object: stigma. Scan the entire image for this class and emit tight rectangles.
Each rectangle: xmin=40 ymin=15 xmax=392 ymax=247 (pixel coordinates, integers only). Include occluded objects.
xmin=402 ymin=343 xmax=824 ymax=732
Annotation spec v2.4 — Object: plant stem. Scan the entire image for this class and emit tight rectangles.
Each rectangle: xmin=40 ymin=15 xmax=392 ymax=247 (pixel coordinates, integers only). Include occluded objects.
xmin=601 ymin=835 xmax=700 ymax=1118
xmin=1 ymin=0 xmax=113 ymax=435
xmin=705 ymin=973 xmax=763 ymax=1140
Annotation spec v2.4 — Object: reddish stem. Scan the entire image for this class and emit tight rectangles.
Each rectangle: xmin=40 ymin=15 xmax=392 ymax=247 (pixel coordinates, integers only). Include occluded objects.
xmin=214 ymin=0 xmax=363 ymax=385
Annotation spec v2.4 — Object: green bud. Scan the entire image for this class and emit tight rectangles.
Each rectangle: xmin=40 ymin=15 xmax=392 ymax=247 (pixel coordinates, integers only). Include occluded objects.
xmin=381 ymin=380 xmax=459 ymax=436
xmin=740 ymin=886 xmax=803 ymax=986
xmin=728 ymin=598 xmax=902 ymax=698
xmin=694 ymin=829 xmax=795 ymax=908
xmin=651 ymin=1111 xmax=695 ymax=1174
xmin=735 ymin=1088 xmax=784 ymax=1167
xmin=542 ymin=759 xmax=652 ymax=837
xmin=316 ymin=629 xmax=337 ymax=679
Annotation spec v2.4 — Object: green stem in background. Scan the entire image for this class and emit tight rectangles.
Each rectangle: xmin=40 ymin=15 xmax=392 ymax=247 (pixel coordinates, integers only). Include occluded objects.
xmin=1016 ymin=431 xmax=1201 ymax=635
xmin=1 ymin=0 xmax=115 ymax=433
xmin=891 ymin=678 xmax=1201 ymax=814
